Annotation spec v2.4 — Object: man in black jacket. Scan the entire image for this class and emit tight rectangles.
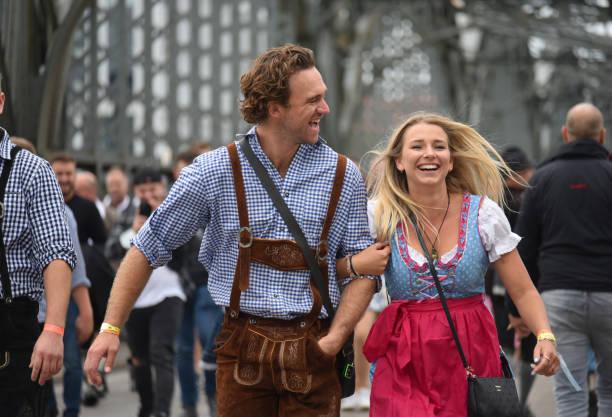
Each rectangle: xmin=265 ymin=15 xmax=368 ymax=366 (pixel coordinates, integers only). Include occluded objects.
xmin=514 ymin=103 xmax=612 ymax=417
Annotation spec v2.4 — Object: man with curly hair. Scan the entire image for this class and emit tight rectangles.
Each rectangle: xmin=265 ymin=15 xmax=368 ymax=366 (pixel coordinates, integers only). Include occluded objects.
xmin=85 ymin=44 xmax=387 ymax=417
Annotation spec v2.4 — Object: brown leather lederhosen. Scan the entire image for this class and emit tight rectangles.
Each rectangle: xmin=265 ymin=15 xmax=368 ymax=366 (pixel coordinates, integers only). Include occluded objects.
xmin=215 ymin=143 xmax=347 ymax=417
xmin=226 ymin=142 xmax=347 ymax=323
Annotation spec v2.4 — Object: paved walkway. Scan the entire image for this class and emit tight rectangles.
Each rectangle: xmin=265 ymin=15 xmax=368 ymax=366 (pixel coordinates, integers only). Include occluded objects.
xmin=68 ymin=359 xmax=555 ymax=417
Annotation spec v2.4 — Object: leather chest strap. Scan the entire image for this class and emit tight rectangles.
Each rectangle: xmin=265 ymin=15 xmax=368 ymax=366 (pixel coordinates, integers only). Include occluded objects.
xmin=227 ymin=143 xmax=251 ymax=315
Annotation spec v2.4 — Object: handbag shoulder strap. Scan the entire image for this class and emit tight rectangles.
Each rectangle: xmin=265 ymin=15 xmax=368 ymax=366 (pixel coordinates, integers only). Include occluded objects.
xmin=409 ymin=213 xmax=473 ymax=374
xmin=0 ymin=145 xmax=22 ymax=302
xmin=238 ymin=138 xmax=339 ymax=319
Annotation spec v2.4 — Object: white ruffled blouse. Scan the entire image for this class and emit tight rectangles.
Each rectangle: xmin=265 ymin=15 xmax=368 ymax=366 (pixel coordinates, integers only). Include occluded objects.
xmin=367 ymin=197 xmax=521 ymax=265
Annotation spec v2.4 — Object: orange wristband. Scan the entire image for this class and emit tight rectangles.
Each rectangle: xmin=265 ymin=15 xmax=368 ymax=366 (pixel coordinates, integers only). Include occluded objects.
xmin=43 ymin=323 xmax=65 ymax=337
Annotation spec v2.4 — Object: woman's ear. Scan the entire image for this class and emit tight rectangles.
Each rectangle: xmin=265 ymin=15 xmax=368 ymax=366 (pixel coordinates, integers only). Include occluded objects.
xmin=395 ymin=158 xmax=405 ymax=173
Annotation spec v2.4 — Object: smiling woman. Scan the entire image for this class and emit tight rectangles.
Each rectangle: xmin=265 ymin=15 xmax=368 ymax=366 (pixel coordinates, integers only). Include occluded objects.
xmin=363 ymin=112 xmax=560 ymax=417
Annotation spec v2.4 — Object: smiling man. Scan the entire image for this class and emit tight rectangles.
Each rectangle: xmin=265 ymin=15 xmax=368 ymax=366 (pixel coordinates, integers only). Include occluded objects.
xmin=85 ymin=44 xmax=379 ymax=417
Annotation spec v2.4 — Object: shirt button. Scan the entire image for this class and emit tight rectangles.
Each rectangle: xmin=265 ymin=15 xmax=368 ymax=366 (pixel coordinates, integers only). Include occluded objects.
xmin=273 ymin=294 xmax=279 ymax=299
xmin=284 ymin=192 xmax=289 ymax=198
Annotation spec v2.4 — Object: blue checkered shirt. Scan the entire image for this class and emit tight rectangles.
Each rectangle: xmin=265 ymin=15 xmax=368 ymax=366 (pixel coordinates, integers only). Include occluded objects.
xmin=133 ymin=128 xmax=376 ymax=319
xmin=0 ymin=129 xmax=76 ymax=302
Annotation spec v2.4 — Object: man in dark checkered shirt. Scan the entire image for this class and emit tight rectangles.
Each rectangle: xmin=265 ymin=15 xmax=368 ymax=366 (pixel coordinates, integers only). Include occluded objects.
xmin=86 ymin=45 xmax=389 ymax=417
xmin=0 ymin=72 xmax=77 ymax=416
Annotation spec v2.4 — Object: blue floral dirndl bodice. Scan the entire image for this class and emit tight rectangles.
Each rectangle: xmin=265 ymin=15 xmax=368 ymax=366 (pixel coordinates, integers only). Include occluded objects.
xmin=386 ymin=193 xmax=488 ymax=301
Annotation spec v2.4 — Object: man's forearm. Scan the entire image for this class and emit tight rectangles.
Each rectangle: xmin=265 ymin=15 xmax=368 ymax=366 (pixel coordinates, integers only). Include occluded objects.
xmin=328 ymin=278 xmax=375 ymax=348
xmin=103 ymin=246 xmax=153 ymax=328
xmin=43 ymin=260 xmax=72 ymax=327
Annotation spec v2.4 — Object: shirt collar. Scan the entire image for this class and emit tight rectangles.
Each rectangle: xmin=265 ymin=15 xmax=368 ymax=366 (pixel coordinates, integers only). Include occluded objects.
xmin=239 ymin=126 xmax=327 ymax=149
xmin=0 ymin=128 xmax=14 ymax=160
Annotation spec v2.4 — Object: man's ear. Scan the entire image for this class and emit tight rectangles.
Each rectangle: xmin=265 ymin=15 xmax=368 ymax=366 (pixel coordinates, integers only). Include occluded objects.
xmin=561 ymin=126 xmax=570 ymax=143
xmin=599 ymin=128 xmax=606 ymax=145
xmin=267 ymin=101 xmax=283 ymax=119
xmin=0 ymin=92 xmax=5 ymax=115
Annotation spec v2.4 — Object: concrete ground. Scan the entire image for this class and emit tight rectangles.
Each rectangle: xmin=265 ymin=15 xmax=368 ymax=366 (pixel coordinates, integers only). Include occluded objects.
xmin=66 ymin=355 xmax=555 ymax=417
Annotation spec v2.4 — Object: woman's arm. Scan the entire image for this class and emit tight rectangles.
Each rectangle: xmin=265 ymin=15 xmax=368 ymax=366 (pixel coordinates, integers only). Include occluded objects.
xmin=72 ymin=285 xmax=94 ymax=344
xmin=336 ymin=242 xmax=390 ymax=279
xmin=494 ymin=249 xmax=559 ymax=376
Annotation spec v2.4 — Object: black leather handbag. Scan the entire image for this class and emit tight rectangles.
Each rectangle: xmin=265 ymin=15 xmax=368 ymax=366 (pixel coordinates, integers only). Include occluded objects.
xmin=239 ymin=138 xmax=355 ymax=398
xmin=410 ymin=215 xmax=521 ymax=417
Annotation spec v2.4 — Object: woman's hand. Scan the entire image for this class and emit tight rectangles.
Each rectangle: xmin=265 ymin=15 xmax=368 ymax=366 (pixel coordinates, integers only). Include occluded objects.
xmin=351 ymin=242 xmax=390 ymax=276
xmin=531 ymin=340 xmax=560 ymax=376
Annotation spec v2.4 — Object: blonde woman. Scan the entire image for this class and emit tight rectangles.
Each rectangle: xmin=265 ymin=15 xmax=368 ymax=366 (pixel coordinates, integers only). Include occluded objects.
xmin=362 ymin=112 xmax=559 ymax=417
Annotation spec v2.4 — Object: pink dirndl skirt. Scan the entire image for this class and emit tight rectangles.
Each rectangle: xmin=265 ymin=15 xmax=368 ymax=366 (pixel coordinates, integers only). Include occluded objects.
xmin=363 ymin=295 xmax=502 ymax=417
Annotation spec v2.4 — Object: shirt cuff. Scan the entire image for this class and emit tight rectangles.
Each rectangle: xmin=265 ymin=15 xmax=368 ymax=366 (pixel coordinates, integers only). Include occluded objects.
xmin=132 ymin=225 xmax=172 ymax=268
xmin=39 ymin=249 xmax=77 ymax=273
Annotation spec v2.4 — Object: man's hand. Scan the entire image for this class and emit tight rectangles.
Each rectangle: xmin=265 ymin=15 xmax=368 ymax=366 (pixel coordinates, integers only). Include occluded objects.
xmin=30 ymin=331 xmax=64 ymax=385
xmin=508 ymin=314 xmax=531 ymax=338
xmin=75 ymin=313 xmax=94 ymax=344
xmin=317 ymin=332 xmax=344 ymax=357
xmin=84 ymin=332 xmax=121 ymax=386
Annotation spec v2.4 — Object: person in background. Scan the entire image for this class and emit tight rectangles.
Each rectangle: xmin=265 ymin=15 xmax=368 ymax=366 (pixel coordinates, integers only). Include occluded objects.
xmin=514 ymin=103 xmax=612 ymax=417
xmin=172 ymin=148 xmax=223 ymax=417
xmin=104 ymin=166 xmax=136 ymax=270
xmin=44 ymin=202 xmax=94 ymax=417
xmin=51 ymin=154 xmax=107 ymax=247
xmin=341 ymin=290 xmax=387 ymax=412
xmin=75 ymin=170 xmax=106 ymax=225
xmin=120 ymin=169 xmax=186 ymax=417
xmin=0 ymin=72 xmax=75 ymax=417
xmin=492 ymin=146 xmax=536 ymax=416
xmin=52 ymin=155 xmax=112 ymax=407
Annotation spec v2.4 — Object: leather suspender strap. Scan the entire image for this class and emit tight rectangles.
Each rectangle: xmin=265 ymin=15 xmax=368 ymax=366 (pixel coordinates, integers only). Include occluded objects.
xmin=318 ymin=154 xmax=347 ymax=265
xmin=227 ymin=143 xmax=251 ymax=315
xmin=0 ymin=146 xmax=21 ymax=303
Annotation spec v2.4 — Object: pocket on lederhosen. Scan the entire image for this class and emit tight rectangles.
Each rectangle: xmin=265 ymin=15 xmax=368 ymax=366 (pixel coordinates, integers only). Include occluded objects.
xmin=278 ymin=336 xmax=311 ymax=394
xmin=233 ymin=326 xmax=268 ymax=387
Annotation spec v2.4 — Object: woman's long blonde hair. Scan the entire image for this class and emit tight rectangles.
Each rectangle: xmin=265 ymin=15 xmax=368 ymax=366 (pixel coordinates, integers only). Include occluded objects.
xmin=367 ymin=112 xmax=515 ymax=241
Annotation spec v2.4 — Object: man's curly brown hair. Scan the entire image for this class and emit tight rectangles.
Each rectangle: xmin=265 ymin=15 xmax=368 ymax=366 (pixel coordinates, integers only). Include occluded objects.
xmin=240 ymin=44 xmax=315 ymax=124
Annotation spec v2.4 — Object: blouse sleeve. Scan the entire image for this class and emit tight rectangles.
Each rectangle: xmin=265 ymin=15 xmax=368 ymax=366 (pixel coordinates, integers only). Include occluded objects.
xmin=478 ymin=197 xmax=521 ymax=262
xmin=367 ymin=199 xmax=378 ymax=240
